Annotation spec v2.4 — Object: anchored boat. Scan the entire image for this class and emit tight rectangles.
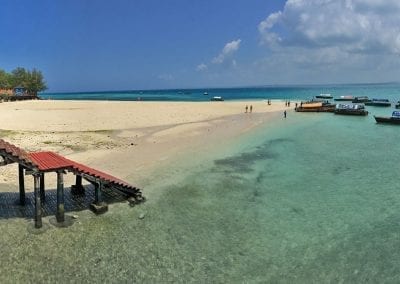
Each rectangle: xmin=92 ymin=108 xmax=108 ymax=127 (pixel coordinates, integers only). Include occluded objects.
xmin=374 ymin=111 xmax=400 ymax=124
xmin=334 ymin=104 xmax=368 ymax=116
xmin=295 ymin=101 xmax=335 ymax=112
xmin=210 ymin=96 xmax=224 ymax=101
xmin=365 ymin=98 xmax=391 ymax=107
xmin=315 ymin=93 xmax=333 ymax=99
xmin=352 ymin=96 xmax=370 ymax=103
xmin=334 ymin=95 xmax=354 ymax=101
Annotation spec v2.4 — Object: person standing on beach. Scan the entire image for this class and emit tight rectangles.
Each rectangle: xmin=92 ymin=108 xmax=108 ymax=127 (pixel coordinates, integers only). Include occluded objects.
xmin=250 ymin=105 xmax=253 ymax=113
xmin=245 ymin=105 xmax=248 ymax=113
xmin=284 ymin=110 xmax=287 ymax=118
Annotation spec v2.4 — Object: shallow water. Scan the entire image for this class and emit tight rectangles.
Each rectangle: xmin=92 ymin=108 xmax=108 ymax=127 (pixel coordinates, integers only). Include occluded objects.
xmin=1 ymin=108 xmax=400 ymax=282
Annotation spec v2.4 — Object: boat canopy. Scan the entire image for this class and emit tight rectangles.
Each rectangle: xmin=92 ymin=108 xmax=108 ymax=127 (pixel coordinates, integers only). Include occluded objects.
xmin=392 ymin=111 xmax=400 ymax=117
xmin=302 ymin=102 xmax=323 ymax=108
xmin=336 ymin=104 xmax=364 ymax=110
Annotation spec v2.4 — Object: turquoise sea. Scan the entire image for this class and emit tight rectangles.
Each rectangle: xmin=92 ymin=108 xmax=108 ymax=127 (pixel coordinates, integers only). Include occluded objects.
xmin=2 ymin=83 xmax=400 ymax=282
xmin=42 ymin=82 xmax=400 ymax=102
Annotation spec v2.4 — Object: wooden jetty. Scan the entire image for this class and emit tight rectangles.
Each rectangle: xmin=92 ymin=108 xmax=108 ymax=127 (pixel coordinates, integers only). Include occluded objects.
xmin=0 ymin=139 xmax=144 ymax=228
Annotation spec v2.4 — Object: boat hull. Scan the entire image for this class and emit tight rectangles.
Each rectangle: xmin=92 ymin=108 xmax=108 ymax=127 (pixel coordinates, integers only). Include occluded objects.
xmin=334 ymin=109 xmax=368 ymax=116
xmin=365 ymin=102 xmax=391 ymax=107
xmin=352 ymin=98 xmax=370 ymax=103
xmin=334 ymin=99 xmax=353 ymax=101
xmin=295 ymin=106 xmax=335 ymax=112
xmin=374 ymin=116 xmax=400 ymax=124
xmin=334 ymin=97 xmax=354 ymax=101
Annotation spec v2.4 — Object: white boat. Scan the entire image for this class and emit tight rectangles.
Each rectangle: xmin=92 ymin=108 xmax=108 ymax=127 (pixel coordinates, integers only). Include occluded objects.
xmin=203 ymin=92 xmax=208 ymax=95
xmin=210 ymin=96 xmax=224 ymax=101
xmin=316 ymin=93 xmax=333 ymax=99
xmin=334 ymin=104 xmax=368 ymax=116
xmin=334 ymin=95 xmax=354 ymax=101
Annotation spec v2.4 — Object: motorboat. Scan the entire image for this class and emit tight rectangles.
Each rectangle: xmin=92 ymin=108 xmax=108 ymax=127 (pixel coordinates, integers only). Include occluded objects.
xmin=334 ymin=104 xmax=368 ymax=116
xmin=315 ymin=93 xmax=333 ymax=99
xmin=352 ymin=96 xmax=370 ymax=103
xmin=374 ymin=111 xmax=400 ymax=124
xmin=334 ymin=95 xmax=354 ymax=101
xmin=210 ymin=96 xmax=224 ymax=101
xmin=365 ymin=98 xmax=391 ymax=107
xmin=295 ymin=101 xmax=335 ymax=112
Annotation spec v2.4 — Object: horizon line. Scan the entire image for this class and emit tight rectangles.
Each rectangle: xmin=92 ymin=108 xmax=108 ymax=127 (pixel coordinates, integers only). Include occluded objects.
xmin=43 ymin=81 xmax=400 ymax=94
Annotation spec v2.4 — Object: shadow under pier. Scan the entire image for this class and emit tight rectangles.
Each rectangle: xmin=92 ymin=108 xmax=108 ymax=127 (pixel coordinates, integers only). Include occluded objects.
xmin=0 ymin=184 xmax=129 ymax=220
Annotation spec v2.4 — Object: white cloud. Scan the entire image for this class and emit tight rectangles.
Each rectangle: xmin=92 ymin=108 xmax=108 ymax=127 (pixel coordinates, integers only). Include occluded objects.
xmin=196 ymin=63 xmax=207 ymax=71
xmin=259 ymin=0 xmax=400 ymax=55
xmin=212 ymin=39 xmax=241 ymax=64
xmin=255 ymin=0 xmax=400 ymax=83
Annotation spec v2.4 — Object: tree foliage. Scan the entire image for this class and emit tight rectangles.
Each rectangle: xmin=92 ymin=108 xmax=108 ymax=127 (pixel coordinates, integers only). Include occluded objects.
xmin=0 ymin=67 xmax=47 ymax=95
xmin=0 ymin=69 xmax=11 ymax=89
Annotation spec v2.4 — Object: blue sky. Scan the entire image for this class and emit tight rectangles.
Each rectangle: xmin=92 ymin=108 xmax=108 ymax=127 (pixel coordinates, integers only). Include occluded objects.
xmin=1 ymin=0 xmax=400 ymax=92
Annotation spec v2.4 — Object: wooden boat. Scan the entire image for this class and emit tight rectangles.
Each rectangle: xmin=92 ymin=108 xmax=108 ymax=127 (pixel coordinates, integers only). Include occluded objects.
xmin=352 ymin=96 xmax=370 ymax=103
xmin=374 ymin=111 xmax=400 ymax=124
xmin=365 ymin=98 xmax=391 ymax=107
xmin=334 ymin=104 xmax=368 ymax=116
xmin=315 ymin=93 xmax=333 ymax=99
xmin=295 ymin=101 xmax=335 ymax=112
xmin=210 ymin=96 xmax=224 ymax=101
xmin=334 ymin=95 xmax=354 ymax=101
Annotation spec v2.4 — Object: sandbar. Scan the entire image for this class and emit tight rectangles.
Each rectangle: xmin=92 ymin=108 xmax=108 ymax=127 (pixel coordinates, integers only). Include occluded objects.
xmin=0 ymin=100 xmax=291 ymax=196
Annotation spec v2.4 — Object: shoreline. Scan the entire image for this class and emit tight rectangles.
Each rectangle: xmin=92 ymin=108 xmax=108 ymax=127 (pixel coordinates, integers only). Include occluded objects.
xmin=0 ymin=99 xmax=292 ymax=198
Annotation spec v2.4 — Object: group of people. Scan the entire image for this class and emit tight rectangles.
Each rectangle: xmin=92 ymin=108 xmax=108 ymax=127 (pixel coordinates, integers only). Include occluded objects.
xmin=245 ymin=105 xmax=253 ymax=113
xmin=244 ymin=100 xmax=288 ymax=118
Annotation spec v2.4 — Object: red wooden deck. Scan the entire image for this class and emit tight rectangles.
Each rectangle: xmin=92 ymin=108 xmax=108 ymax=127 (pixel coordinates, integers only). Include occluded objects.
xmin=28 ymin=151 xmax=137 ymax=191
xmin=0 ymin=139 xmax=138 ymax=192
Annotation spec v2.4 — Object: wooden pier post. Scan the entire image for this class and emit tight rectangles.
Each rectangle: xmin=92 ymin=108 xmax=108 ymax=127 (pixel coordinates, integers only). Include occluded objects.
xmin=71 ymin=174 xmax=85 ymax=195
xmin=40 ymin=173 xmax=45 ymax=202
xmin=90 ymin=181 xmax=108 ymax=214
xmin=18 ymin=164 xmax=25 ymax=205
xmin=34 ymin=174 xmax=42 ymax=228
xmin=56 ymin=171 xmax=65 ymax=223
xmin=94 ymin=182 xmax=102 ymax=204
xmin=76 ymin=175 xmax=82 ymax=188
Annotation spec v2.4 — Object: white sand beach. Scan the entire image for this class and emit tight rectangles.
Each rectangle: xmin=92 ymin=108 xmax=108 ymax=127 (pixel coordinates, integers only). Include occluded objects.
xmin=0 ymin=100 xmax=291 ymax=195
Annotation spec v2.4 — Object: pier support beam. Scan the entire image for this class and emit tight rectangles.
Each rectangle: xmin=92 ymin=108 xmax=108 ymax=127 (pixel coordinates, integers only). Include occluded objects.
xmin=40 ymin=173 xmax=45 ymax=203
xmin=71 ymin=175 xmax=85 ymax=195
xmin=33 ymin=174 xmax=42 ymax=228
xmin=94 ymin=182 xmax=102 ymax=204
xmin=18 ymin=164 xmax=25 ymax=205
xmin=56 ymin=171 xmax=65 ymax=223
xmin=90 ymin=181 xmax=108 ymax=214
